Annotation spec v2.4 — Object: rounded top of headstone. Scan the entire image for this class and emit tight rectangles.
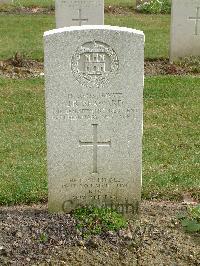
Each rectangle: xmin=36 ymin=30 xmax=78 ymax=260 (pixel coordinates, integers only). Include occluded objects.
xmin=44 ymin=25 xmax=144 ymax=37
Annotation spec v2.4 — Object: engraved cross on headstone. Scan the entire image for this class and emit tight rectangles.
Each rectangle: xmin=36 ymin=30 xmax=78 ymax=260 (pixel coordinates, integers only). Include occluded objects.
xmin=189 ymin=7 xmax=200 ymax=35
xmin=72 ymin=9 xmax=88 ymax=26
xmin=79 ymin=124 xmax=111 ymax=174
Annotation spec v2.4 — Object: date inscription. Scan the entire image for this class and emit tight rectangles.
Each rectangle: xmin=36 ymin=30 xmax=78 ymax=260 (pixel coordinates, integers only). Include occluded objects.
xmin=52 ymin=92 xmax=135 ymax=121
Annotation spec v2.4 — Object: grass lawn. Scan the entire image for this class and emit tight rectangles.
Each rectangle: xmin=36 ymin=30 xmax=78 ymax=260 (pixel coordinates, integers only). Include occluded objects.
xmin=143 ymin=76 xmax=200 ymax=200
xmin=0 ymin=76 xmax=199 ymax=205
xmin=0 ymin=78 xmax=46 ymax=204
xmin=0 ymin=13 xmax=170 ymax=60
xmin=0 ymin=14 xmax=55 ymax=61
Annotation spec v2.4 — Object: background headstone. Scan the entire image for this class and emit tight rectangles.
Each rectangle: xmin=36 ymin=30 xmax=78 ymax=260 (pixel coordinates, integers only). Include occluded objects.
xmin=55 ymin=0 xmax=104 ymax=28
xmin=170 ymin=0 xmax=200 ymax=61
xmin=44 ymin=25 xmax=144 ymax=216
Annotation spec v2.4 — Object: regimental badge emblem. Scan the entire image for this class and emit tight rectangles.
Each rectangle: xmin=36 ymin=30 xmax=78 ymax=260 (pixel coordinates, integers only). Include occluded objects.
xmin=71 ymin=41 xmax=119 ymax=87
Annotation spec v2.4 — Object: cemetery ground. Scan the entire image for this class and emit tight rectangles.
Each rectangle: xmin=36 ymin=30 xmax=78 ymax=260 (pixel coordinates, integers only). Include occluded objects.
xmin=0 ymin=0 xmax=200 ymax=265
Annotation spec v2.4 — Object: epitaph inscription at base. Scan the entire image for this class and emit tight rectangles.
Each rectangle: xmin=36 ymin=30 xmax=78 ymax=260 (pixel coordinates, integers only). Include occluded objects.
xmin=44 ymin=26 xmax=144 ymax=216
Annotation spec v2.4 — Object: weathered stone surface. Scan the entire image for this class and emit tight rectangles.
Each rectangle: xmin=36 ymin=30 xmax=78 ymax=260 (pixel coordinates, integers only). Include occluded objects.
xmin=44 ymin=25 xmax=144 ymax=216
xmin=170 ymin=0 xmax=200 ymax=61
xmin=55 ymin=0 xmax=104 ymax=28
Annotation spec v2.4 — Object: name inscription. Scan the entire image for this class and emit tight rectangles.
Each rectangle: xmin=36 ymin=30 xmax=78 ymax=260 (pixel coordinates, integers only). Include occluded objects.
xmin=52 ymin=92 xmax=135 ymax=121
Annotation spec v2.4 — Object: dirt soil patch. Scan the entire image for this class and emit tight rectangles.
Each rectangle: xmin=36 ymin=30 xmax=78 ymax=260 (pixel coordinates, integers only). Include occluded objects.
xmin=0 ymin=5 xmax=133 ymax=16
xmin=0 ymin=54 xmax=44 ymax=79
xmin=0 ymin=6 xmax=54 ymax=14
xmin=144 ymin=58 xmax=197 ymax=76
xmin=105 ymin=5 xmax=134 ymax=16
xmin=0 ymin=201 xmax=199 ymax=266
xmin=0 ymin=55 xmax=199 ymax=79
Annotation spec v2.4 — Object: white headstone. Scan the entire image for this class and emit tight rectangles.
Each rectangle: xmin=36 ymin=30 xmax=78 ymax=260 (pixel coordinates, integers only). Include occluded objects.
xmin=170 ymin=0 xmax=200 ymax=61
xmin=44 ymin=25 xmax=144 ymax=216
xmin=55 ymin=0 xmax=104 ymax=28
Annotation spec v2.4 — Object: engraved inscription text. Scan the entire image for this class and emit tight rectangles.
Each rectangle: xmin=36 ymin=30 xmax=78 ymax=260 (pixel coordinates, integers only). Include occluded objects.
xmin=71 ymin=41 xmax=119 ymax=87
xmin=52 ymin=92 xmax=135 ymax=121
